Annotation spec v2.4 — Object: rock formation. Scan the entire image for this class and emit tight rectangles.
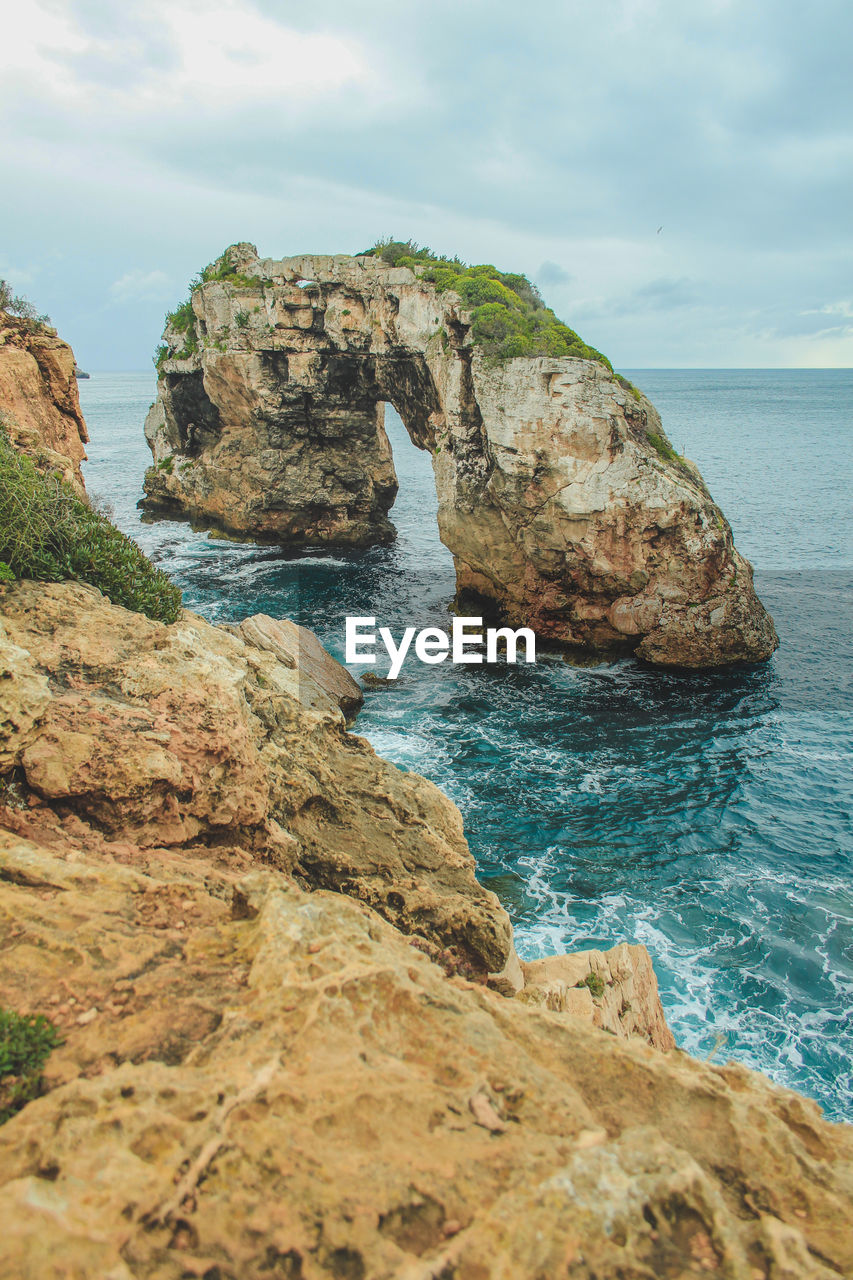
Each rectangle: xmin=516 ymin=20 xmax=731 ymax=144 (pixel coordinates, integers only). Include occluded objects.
xmin=2 ymin=296 xmax=842 ymax=1279
xmin=1 ymin=578 xmax=851 ymax=1279
xmin=0 ymin=311 xmax=88 ymax=490
xmin=142 ymin=243 xmax=777 ymax=668
xmin=0 ymin=580 xmax=514 ymax=982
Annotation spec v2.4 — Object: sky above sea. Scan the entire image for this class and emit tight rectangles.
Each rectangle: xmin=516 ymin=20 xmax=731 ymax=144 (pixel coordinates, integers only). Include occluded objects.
xmin=1 ymin=0 xmax=851 ymax=371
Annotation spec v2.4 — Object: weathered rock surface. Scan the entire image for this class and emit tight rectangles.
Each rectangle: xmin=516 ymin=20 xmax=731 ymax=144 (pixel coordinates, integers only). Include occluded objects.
xmin=0 ymin=579 xmax=512 ymax=979
xmin=0 ymin=580 xmax=849 ymax=1277
xmin=1 ymin=826 xmax=852 ymax=1280
xmin=520 ymin=945 xmax=677 ymax=1051
xmin=142 ymin=243 xmax=777 ymax=667
xmin=229 ymin=612 xmax=364 ymax=723
xmin=0 ymin=312 xmax=88 ymax=489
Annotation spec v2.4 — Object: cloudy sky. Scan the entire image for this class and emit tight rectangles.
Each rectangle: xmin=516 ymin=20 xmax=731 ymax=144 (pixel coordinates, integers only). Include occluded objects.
xmin=2 ymin=0 xmax=851 ymax=369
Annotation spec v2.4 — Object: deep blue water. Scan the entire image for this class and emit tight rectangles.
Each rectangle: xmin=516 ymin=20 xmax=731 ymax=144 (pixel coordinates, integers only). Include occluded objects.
xmin=80 ymin=369 xmax=853 ymax=1121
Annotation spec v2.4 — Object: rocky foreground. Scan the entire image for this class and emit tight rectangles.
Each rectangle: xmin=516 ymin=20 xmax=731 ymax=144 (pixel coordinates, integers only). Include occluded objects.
xmin=0 ymin=578 xmax=851 ymax=1279
xmin=142 ymin=243 xmax=777 ymax=668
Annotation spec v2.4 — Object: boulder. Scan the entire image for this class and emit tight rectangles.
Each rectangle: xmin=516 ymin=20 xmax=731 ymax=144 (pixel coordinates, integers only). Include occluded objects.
xmin=519 ymin=944 xmax=676 ymax=1051
xmin=0 ymin=579 xmax=512 ymax=977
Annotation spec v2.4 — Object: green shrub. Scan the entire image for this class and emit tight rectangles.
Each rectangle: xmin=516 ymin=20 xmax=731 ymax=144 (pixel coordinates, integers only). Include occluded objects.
xmin=0 ymin=280 xmax=51 ymax=330
xmin=359 ymin=239 xmax=612 ymax=368
xmin=154 ymin=254 xmax=264 ymax=366
xmin=646 ymin=431 xmax=679 ymax=463
xmin=579 ymin=971 xmax=606 ymax=999
xmin=201 ymin=254 xmax=262 ymax=289
xmin=616 ymin=374 xmax=642 ymax=401
xmin=166 ymin=299 xmax=195 ymax=333
xmin=0 ymin=429 xmax=182 ymax=623
xmin=174 ymin=330 xmax=199 ymax=361
xmin=0 ymin=1008 xmax=62 ymax=1124
xmin=235 ymin=309 xmax=250 ymax=330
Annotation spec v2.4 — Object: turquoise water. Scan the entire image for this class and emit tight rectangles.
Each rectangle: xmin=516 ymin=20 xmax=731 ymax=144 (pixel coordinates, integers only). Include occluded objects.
xmin=80 ymin=370 xmax=853 ymax=1121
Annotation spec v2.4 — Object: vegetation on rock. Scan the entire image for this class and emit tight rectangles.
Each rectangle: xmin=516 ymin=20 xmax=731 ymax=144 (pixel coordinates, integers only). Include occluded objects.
xmin=0 ymin=425 xmax=181 ymax=622
xmin=0 ymin=280 xmax=52 ymax=334
xmin=155 ymin=253 xmax=263 ymax=368
xmin=646 ymin=430 xmax=680 ymax=463
xmin=580 ymin=971 xmax=606 ymax=999
xmin=359 ymin=238 xmax=613 ymax=367
xmin=0 ymin=1008 xmax=62 ymax=1124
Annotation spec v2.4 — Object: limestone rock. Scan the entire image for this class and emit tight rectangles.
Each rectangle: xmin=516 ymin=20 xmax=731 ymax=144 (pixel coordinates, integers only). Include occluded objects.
xmin=519 ymin=943 xmax=676 ymax=1051
xmin=141 ymin=243 xmax=777 ymax=667
xmin=0 ymin=579 xmax=849 ymax=1277
xmin=232 ymin=612 xmax=363 ymax=722
xmin=0 ymin=829 xmax=850 ymax=1279
xmin=0 ymin=579 xmax=512 ymax=977
xmin=0 ymin=622 xmax=50 ymax=770
xmin=0 ymin=313 xmax=88 ymax=489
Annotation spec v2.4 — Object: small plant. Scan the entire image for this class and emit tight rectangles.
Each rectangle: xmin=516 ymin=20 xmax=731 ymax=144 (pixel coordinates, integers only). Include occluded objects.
xmin=0 ymin=427 xmax=182 ymax=622
xmin=235 ymin=309 xmax=250 ymax=330
xmin=579 ymin=971 xmax=606 ymax=999
xmin=0 ymin=1008 xmax=63 ymax=1124
xmin=646 ymin=431 xmax=679 ymax=463
xmin=166 ymin=299 xmax=195 ymax=334
xmin=0 ymin=280 xmax=52 ymax=331
xmin=433 ymin=427 xmax=450 ymax=455
xmin=174 ymin=329 xmax=200 ymax=362
xmin=157 ymin=455 xmax=174 ymax=473
xmin=616 ymin=374 xmax=642 ymax=401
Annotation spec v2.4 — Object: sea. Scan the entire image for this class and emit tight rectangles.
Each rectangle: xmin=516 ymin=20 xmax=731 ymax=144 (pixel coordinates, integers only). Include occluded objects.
xmin=79 ymin=369 xmax=853 ymax=1122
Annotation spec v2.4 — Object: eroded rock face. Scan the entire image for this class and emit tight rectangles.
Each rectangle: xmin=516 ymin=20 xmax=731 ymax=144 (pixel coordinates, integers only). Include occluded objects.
xmin=0 ymin=579 xmax=512 ymax=979
xmin=142 ymin=243 xmax=777 ymax=667
xmin=1 ymin=830 xmax=851 ymax=1279
xmin=519 ymin=944 xmax=677 ymax=1051
xmin=0 ymin=581 xmax=849 ymax=1277
xmin=0 ymin=312 xmax=88 ymax=489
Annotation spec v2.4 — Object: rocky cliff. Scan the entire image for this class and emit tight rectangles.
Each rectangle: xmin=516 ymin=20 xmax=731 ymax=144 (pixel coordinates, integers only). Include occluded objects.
xmin=142 ymin=243 xmax=777 ymax=668
xmin=1 ymin=578 xmax=851 ymax=1279
xmin=0 ymin=311 xmax=88 ymax=490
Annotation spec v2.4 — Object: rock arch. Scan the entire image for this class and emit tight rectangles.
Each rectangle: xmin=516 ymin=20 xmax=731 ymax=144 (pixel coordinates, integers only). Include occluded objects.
xmin=143 ymin=243 xmax=777 ymax=667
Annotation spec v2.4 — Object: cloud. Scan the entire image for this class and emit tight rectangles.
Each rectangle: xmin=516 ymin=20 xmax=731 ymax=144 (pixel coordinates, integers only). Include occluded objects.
xmin=614 ymin=277 xmax=699 ymax=315
xmin=537 ymin=261 xmax=572 ymax=287
xmin=805 ymin=300 xmax=853 ymax=320
xmin=109 ymin=269 xmax=172 ymax=303
xmin=1 ymin=0 xmax=374 ymax=113
xmin=2 ymin=0 xmax=852 ymax=367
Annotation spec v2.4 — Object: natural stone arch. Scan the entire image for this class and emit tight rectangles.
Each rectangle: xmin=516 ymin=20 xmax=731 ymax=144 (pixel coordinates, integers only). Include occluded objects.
xmin=143 ymin=243 xmax=777 ymax=668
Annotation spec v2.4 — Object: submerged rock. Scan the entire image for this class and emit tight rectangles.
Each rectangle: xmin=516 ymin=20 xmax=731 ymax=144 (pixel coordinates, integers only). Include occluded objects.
xmin=141 ymin=243 xmax=777 ymax=667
